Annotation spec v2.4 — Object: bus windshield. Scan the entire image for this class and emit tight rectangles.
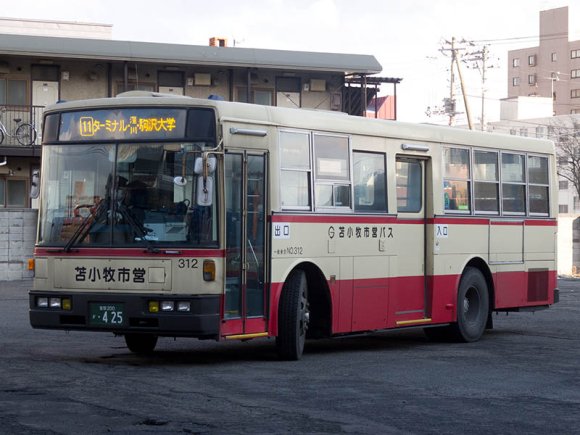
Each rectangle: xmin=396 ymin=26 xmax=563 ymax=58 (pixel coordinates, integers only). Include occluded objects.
xmin=38 ymin=142 xmax=218 ymax=248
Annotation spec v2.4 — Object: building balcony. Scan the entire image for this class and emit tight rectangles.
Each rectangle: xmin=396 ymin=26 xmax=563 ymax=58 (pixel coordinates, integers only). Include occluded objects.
xmin=0 ymin=104 xmax=44 ymax=148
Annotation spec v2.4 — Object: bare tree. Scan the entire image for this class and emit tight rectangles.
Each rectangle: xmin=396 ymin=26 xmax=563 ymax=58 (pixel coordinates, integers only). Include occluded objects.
xmin=552 ymin=121 xmax=580 ymax=201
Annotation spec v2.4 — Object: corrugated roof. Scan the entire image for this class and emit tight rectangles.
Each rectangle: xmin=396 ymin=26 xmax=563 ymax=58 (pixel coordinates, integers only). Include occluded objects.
xmin=0 ymin=33 xmax=382 ymax=74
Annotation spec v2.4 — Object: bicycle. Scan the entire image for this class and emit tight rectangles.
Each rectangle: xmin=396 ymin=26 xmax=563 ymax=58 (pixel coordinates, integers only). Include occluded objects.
xmin=0 ymin=108 xmax=38 ymax=146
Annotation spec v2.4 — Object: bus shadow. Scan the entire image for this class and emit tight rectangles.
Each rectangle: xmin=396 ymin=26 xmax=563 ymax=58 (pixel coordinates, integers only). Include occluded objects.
xmin=81 ymin=329 xmax=435 ymax=366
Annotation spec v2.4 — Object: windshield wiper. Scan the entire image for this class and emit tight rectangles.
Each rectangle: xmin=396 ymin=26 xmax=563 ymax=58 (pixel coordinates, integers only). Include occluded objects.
xmin=116 ymin=204 xmax=160 ymax=253
xmin=63 ymin=199 xmax=109 ymax=252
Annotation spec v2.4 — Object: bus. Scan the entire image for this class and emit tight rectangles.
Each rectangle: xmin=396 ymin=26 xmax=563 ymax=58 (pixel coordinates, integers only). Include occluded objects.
xmin=29 ymin=92 xmax=559 ymax=360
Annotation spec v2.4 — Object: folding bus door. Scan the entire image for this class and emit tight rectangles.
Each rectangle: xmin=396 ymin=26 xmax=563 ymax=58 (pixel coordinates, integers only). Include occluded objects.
xmin=392 ymin=157 xmax=429 ymax=326
xmin=222 ymin=151 xmax=268 ymax=337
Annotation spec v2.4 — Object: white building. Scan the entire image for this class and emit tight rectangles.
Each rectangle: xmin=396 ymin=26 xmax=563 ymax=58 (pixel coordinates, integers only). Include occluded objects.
xmin=488 ymin=97 xmax=580 ymax=276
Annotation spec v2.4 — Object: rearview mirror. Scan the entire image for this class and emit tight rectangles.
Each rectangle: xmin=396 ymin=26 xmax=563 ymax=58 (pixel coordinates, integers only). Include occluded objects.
xmin=197 ymin=175 xmax=213 ymax=206
xmin=30 ymin=170 xmax=40 ymax=199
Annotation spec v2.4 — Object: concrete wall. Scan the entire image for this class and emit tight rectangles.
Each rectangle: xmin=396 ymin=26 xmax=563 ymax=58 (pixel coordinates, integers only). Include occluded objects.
xmin=0 ymin=209 xmax=37 ymax=281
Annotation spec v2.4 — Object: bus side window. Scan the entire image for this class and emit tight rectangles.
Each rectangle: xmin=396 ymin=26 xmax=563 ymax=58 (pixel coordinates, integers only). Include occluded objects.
xmin=396 ymin=160 xmax=422 ymax=213
xmin=353 ymin=151 xmax=387 ymax=213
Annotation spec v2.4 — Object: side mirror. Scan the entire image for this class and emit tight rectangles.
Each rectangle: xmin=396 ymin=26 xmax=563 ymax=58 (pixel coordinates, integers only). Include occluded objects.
xmin=196 ymin=175 xmax=213 ymax=206
xmin=30 ymin=170 xmax=40 ymax=199
xmin=173 ymin=176 xmax=187 ymax=186
xmin=194 ymin=156 xmax=216 ymax=175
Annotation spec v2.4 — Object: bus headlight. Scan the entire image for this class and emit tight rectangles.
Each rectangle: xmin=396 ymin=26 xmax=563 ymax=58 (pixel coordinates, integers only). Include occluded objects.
xmin=49 ymin=297 xmax=61 ymax=308
xmin=37 ymin=297 xmax=49 ymax=308
xmin=161 ymin=301 xmax=174 ymax=312
xmin=177 ymin=301 xmax=191 ymax=312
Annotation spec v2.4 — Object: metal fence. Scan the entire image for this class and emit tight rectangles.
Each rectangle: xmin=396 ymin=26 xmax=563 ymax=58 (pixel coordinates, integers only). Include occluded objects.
xmin=0 ymin=105 xmax=44 ymax=146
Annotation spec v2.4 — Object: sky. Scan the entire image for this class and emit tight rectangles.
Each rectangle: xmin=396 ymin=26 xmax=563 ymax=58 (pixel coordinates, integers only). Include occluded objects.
xmin=1 ymin=0 xmax=577 ymax=124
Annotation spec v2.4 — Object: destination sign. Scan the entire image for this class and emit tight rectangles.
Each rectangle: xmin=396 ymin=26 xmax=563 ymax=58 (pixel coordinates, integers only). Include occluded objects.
xmin=59 ymin=108 xmax=187 ymax=141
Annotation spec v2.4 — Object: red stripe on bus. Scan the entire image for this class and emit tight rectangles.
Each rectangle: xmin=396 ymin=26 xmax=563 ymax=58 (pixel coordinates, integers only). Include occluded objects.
xmin=272 ymin=215 xmax=556 ymax=226
xmin=34 ymin=247 xmax=225 ymax=257
xmin=268 ymin=269 xmax=557 ymax=336
xmin=271 ymin=215 xmax=421 ymax=224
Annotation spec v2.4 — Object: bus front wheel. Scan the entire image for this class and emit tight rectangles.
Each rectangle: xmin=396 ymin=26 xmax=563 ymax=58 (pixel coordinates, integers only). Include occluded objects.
xmin=276 ymin=269 xmax=309 ymax=360
xmin=124 ymin=333 xmax=158 ymax=354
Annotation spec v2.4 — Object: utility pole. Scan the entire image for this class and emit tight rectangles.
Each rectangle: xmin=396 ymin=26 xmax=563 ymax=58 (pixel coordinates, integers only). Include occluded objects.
xmin=464 ymin=44 xmax=499 ymax=131
xmin=480 ymin=45 xmax=487 ymax=131
xmin=454 ymin=42 xmax=473 ymax=130
xmin=449 ymin=38 xmax=456 ymax=126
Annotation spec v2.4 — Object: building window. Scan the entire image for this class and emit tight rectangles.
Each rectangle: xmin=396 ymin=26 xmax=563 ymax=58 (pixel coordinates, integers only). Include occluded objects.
xmin=551 ymin=52 xmax=557 ymax=62
xmin=575 ymin=197 xmax=580 ymax=211
xmin=559 ymin=180 xmax=569 ymax=190
xmin=236 ymin=87 xmax=273 ymax=105
xmin=512 ymin=77 xmax=520 ymax=86
xmin=0 ymin=79 xmax=27 ymax=106
xmin=571 ymin=89 xmax=580 ymax=99
xmin=520 ymin=128 xmax=528 ymax=137
xmin=0 ymin=178 xmax=27 ymax=207
xmin=572 ymin=69 xmax=580 ymax=79
xmin=512 ymin=58 xmax=520 ymax=67
xmin=536 ymin=126 xmax=545 ymax=138
xmin=528 ymin=74 xmax=536 ymax=85
xmin=571 ymin=49 xmax=580 ymax=59
xmin=559 ymin=204 xmax=569 ymax=213
xmin=528 ymin=55 xmax=536 ymax=66
xmin=571 ymin=109 xmax=580 ymax=114
xmin=558 ymin=156 xmax=568 ymax=165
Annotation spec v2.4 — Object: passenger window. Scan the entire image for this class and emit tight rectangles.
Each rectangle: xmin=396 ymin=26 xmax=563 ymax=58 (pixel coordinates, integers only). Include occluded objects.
xmin=313 ymin=134 xmax=351 ymax=209
xmin=473 ymin=150 xmax=499 ymax=214
xmin=396 ymin=160 xmax=422 ymax=213
xmin=501 ymin=153 xmax=526 ymax=214
xmin=353 ymin=152 xmax=387 ymax=213
xmin=443 ymin=147 xmax=470 ymax=213
xmin=279 ymin=131 xmax=311 ymax=209
xmin=528 ymin=155 xmax=549 ymax=215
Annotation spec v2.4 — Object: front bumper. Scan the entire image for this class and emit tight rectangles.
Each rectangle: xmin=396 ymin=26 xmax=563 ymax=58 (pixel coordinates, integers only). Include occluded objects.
xmin=29 ymin=291 xmax=220 ymax=339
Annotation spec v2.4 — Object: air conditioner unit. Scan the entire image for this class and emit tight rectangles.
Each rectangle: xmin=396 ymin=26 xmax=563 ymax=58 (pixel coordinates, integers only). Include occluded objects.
xmin=310 ymin=79 xmax=326 ymax=92
xmin=194 ymin=73 xmax=211 ymax=86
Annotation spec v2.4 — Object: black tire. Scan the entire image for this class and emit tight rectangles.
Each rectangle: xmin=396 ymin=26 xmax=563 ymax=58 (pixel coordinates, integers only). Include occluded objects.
xmin=424 ymin=267 xmax=489 ymax=343
xmin=0 ymin=128 xmax=4 ymax=145
xmin=124 ymin=333 xmax=158 ymax=354
xmin=15 ymin=123 xmax=36 ymax=146
xmin=276 ymin=269 xmax=309 ymax=360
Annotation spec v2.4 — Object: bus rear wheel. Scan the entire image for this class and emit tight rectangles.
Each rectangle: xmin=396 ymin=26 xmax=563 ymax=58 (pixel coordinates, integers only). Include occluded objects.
xmin=425 ymin=267 xmax=489 ymax=343
xmin=276 ymin=269 xmax=309 ymax=360
xmin=124 ymin=333 xmax=158 ymax=354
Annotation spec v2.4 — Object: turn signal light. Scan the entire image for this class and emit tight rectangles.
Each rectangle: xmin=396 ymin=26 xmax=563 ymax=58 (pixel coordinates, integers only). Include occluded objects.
xmin=27 ymin=258 xmax=35 ymax=271
xmin=62 ymin=298 xmax=72 ymax=311
xmin=148 ymin=301 xmax=160 ymax=313
xmin=203 ymin=260 xmax=216 ymax=281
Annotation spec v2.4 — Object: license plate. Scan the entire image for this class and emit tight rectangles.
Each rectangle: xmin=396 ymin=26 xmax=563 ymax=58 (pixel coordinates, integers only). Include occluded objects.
xmin=89 ymin=303 xmax=125 ymax=326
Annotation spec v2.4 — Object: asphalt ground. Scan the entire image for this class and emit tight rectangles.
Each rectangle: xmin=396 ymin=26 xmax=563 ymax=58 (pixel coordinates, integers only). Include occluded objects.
xmin=0 ymin=278 xmax=578 ymax=434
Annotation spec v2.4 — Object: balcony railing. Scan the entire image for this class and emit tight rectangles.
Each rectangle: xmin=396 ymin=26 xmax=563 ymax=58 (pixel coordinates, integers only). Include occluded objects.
xmin=0 ymin=104 xmax=44 ymax=146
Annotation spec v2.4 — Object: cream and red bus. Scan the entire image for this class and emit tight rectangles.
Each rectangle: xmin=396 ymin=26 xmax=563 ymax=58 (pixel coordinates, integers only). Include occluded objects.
xmin=29 ymin=92 xmax=558 ymax=360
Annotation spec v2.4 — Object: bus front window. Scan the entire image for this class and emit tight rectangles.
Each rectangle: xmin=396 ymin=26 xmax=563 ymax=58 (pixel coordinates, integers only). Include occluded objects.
xmin=38 ymin=143 xmax=218 ymax=248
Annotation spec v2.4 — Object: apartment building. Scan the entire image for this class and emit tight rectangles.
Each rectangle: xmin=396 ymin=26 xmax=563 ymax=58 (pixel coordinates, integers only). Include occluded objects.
xmin=0 ymin=18 xmax=390 ymax=280
xmin=508 ymin=6 xmax=580 ymax=116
